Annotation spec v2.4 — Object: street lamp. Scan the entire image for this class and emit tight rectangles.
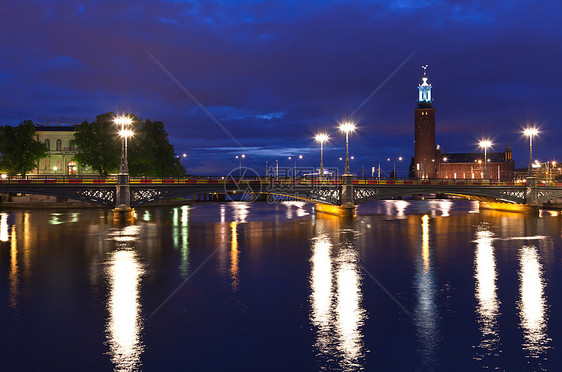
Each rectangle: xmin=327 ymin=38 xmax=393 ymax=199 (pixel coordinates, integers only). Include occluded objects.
xmin=524 ymin=126 xmax=539 ymax=177
xmin=339 ymin=117 xmax=356 ymax=176
xmin=387 ymin=156 xmax=403 ymax=178
xmin=114 ymin=114 xmax=133 ymax=174
xmin=478 ymin=139 xmax=492 ymax=179
xmin=315 ymin=133 xmax=329 ymax=178
xmin=114 ymin=110 xmax=134 ymax=213
xmin=235 ymin=154 xmax=246 ymax=177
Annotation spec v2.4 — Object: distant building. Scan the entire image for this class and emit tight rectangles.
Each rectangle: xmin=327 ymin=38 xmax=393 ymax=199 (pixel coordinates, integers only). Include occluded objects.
xmin=437 ymin=143 xmax=515 ymax=180
xmin=30 ymin=125 xmax=95 ymax=176
xmin=413 ymin=67 xmax=515 ymax=179
xmin=414 ymin=66 xmax=436 ymax=179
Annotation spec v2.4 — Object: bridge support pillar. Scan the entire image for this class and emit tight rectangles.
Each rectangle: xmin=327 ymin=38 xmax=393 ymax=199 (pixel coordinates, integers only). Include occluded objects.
xmin=524 ymin=177 xmax=540 ymax=213
xmin=316 ymin=174 xmax=355 ymax=216
xmin=114 ymin=173 xmax=133 ymax=222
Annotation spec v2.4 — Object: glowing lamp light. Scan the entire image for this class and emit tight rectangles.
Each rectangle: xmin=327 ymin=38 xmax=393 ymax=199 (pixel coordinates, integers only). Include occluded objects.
xmin=0 ymin=174 xmax=6 ymax=179
xmin=299 ymin=155 xmax=303 ymax=160
xmin=479 ymin=140 xmax=492 ymax=149
xmin=315 ymin=133 xmax=329 ymax=144
xmin=119 ymin=129 xmax=134 ymax=138
xmin=182 ymin=153 xmax=187 ymax=158
xmin=339 ymin=121 xmax=356 ymax=134
xmin=114 ymin=116 xmax=133 ymax=126
xmin=524 ymin=128 xmax=539 ymax=137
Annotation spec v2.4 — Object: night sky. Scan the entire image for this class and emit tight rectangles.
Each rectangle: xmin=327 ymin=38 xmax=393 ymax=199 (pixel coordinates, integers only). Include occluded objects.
xmin=1 ymin=1 xmax=561 ymax=175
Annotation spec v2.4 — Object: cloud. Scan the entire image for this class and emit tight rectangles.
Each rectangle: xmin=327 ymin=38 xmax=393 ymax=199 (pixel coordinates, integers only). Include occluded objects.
xmin=1 ymin=0 xmax=561 ymax=172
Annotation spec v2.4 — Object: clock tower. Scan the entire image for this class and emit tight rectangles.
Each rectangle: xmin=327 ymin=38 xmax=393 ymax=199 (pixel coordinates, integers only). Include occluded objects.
xmin=414 ymin=66 xmax=436 ymax=179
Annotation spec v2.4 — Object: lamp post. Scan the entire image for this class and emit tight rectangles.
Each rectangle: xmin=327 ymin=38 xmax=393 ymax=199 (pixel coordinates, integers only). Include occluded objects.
xmin=288 ymin=155 xmax=303 ymax=179
xmin=115 ymin=114 xmax=133 ymax=175
xmin=524 ymin=126 xmax=538 ymax=177
xmin=387 ymin=156 xmax=403 ymax=178
xmin=479 ymin=139 xmax=492 ymax=179
xmin=235 ymin=154 xmax=245 ymax=177
xmin=339 ymin=117 xmax=356 ymax=176
xmin=315 ymin=133 xmax=329 ymax=178
xmin=114 ymin=110 xmax=134 ymax=216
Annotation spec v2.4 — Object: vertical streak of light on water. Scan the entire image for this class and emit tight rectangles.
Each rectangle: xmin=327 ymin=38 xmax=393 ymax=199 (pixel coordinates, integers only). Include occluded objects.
xmin=473 ymin=225 xmax=501 ymax=364
xmin=179 ymin=205 xmax=190 ymax=278
xmin=106 ymin=248 xmax=144 ymax=372
xmin=1 ymin=213 xmax=9 ymax=242
xmin=415 ymin=215 xmax=438 ymax=370
xmin=230 ymin=221 xmax=239 ymax=291
xmin=9 ymin=225 xmax=18 ymax=308
xmin=310 ymin=236 xmax=333 ymax=356
xmin=518 ymin=245 xmax=550 ymax=363
xmin=309 ymin=218 xmax=366 ymax=371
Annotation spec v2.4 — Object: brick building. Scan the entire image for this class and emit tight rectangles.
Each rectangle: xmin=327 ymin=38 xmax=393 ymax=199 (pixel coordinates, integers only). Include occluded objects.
xmin=412 ymin=67 xmax=515 ymax=180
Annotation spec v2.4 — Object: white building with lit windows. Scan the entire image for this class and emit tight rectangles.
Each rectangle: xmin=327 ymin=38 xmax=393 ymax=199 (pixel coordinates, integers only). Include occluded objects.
xmin=30 ymin=125 xmax=96 ymax=176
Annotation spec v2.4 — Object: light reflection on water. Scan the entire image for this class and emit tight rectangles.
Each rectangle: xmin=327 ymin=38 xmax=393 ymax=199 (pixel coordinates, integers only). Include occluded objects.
xmin=105 ymin=227 xmax=145 ymax=372
xmin=518 ymin=245 xmax=550 ymax=360
xmin=2 ymin=201 xmax=562 ymax=371
xmin=230 ymin=221 xmax=240 ymax=291
xmin=473 ymin=224 xmax=501 ymax=362
xmin=309 ymin=218 xmax=366 ymax=371
xmin=415 ymin=214 xmax=438 ymax=370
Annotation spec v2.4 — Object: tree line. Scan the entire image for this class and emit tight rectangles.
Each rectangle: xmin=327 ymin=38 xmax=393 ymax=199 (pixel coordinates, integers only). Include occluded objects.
xmin=0 ymin=112 xmax=185 ymax=177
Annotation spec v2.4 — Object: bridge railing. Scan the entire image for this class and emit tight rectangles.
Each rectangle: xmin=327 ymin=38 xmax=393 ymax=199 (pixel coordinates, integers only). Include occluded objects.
xmin=1 ymin=174 xmax=560 ymax=187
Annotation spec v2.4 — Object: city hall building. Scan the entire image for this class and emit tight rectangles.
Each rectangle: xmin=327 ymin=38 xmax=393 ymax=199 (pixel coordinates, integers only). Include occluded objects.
xmin=413 ymin=68 xmax=515 ymax=180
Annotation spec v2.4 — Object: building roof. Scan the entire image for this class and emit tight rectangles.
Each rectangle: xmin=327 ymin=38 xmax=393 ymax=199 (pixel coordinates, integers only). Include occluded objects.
xmin=35 ymin=125 xmax=77 ymax=132
xmin=443 ymin=152 xmax=506 ymax=163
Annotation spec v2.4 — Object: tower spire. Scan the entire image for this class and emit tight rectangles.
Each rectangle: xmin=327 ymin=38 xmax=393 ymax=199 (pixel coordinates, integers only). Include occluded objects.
xmin=417 ymin=65 xmax=432 ymax=108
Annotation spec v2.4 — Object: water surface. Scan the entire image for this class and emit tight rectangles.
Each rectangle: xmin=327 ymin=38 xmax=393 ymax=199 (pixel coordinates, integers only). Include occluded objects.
xmin=1 ymin=200 xmax=562 ymax=371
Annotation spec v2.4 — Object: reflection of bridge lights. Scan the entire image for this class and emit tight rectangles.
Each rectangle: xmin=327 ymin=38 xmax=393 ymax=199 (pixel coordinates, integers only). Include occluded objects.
xmin=519 ymin=245 xmax=550 ymax=357
xmin=106 ymin=250 xmax=144 ymax=371
xmin=421 ymin=215 xmax=430 ymax=273
xmin=474 ymin=227 xmax=500 ymax=357
xmin=415 ymin=214 xmax=438 ymax=370
xmin=395 ymin=200 xmax=408 ymax=217
xmin=311 ymin=238 xmax=333 ymax=333
xmin=1 ymin=213 xmax=9 ymax=242
xmin=9 ymin=225 xmax=18 ymax=307
xmin=230 ymin=222 xmax=239 ymax=291
xmin=335 ymin=248 xmax=364 ymax=366
xmin=231 ymin=203 xmax=249 ymax=223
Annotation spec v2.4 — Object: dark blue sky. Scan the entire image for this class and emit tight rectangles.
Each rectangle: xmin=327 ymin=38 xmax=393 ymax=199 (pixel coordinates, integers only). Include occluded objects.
xmin=1 ymin=0 xmax=561 ymax=175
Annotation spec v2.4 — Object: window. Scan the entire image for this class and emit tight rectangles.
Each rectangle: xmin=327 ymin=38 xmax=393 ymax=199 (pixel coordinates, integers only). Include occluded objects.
xmin=56 ymin=139 xmax=62 ymax=151
xmin=68 ymin=161 xmax=77 ymax=175
xmin=44 ymin=159 xmax=50 ymax=170
xmin=45 ymin=139 xmax=50 ymax=150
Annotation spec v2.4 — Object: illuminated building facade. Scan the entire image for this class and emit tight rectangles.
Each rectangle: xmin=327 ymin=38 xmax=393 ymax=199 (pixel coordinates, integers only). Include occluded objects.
xmin=437 ymin=144 xmax=515 ymax=180
xmin=413 ymin=67 xmax=515 ymax=179
xmin=30 ymin=125 xmax=96 ymax=176
xmin=414 ymin=66 xmax=437 ymax=179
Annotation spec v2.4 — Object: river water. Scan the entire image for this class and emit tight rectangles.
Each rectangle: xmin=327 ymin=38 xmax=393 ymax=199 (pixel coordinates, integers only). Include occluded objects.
xmin=1 ymin=200 xmax=561 ymax=371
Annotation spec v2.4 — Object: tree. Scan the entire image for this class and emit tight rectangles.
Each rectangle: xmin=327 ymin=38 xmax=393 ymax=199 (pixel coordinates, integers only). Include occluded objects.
xmin=0 ymin=120 xmax=48 ymax=176
xmin=71 ymin=113 xmax=120 ymax=177
xmin=128 ymin=119 xmax=184 ymax=177
xmin=71 ymin=113 xmax=183 ymax=177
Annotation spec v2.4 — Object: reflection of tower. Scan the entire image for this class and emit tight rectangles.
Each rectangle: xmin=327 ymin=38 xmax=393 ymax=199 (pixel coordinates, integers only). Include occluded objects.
xmin=415 ymin=66 xmax=436 ymax=179
xmin=415 ymin=215 xmax=438 ymax=370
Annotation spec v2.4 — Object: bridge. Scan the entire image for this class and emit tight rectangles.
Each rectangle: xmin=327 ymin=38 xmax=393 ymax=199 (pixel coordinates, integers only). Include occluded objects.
xmin=1 ymin=174 xmax=562 ymax=215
